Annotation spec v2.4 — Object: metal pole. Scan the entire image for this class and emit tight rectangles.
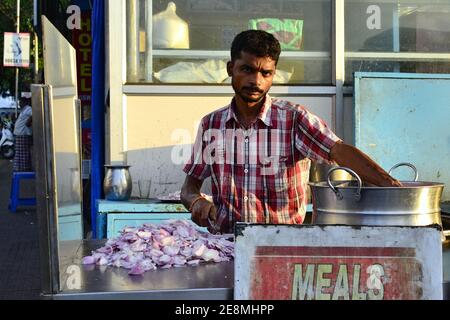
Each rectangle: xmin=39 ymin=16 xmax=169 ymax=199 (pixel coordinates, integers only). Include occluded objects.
xmin=145 ymin=1 xmax=153 ymax=81
xmin=333 ymin=0 xmax=345 ymax=140
xmin=15 ymin=0 xmax=21 ymax=118
xmin=33 ymin=0 xmax=39 ymax=83
xmin=127 ymin=0 xmax=140 ymax=81
xmin=34 ymin=32 xmax=39 ymax=83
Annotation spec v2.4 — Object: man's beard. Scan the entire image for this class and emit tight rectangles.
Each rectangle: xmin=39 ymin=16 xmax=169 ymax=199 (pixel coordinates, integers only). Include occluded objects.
xmin=232 ymin=80 xmax=266 ymax=103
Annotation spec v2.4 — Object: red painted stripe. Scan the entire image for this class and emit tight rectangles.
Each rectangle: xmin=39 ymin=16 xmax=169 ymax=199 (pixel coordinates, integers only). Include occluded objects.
xmin=255 ymin=246 xmax=416 ymax=257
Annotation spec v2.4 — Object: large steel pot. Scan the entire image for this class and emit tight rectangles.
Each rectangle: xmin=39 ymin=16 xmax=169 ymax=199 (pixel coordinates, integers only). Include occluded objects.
xmin=307 ymin=162 xmax=353 ymax=203
xmin=103 ymin=165 xmax=132 ymax=201
xmin=309 ymin=163 xmax=445 ymax=227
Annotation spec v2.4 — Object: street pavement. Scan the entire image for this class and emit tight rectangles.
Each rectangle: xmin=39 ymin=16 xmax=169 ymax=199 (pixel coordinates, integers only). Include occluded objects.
xmin=0 ymin=159 xmax=41 ymax=299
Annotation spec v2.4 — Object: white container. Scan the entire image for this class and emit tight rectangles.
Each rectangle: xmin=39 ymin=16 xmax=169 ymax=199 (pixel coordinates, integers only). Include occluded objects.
xmin=153 ymin=2 xmax=189 ymax=49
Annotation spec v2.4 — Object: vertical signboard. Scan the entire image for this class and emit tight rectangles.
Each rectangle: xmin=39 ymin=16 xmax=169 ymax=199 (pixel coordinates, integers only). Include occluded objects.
xmin=71 ymin=11 xmax=92 ymax=121
xmin=235 ymin=224 xmax=443 ymax=300
xmin=71 ymin=10 xmax=92 ymax=166
xmin=3 ymin=32 xmax=31 ymax=67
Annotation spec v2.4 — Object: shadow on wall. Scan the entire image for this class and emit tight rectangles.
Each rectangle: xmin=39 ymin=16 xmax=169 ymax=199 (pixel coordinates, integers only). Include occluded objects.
xmin=126 ymin=145 xmax=212 ymax=198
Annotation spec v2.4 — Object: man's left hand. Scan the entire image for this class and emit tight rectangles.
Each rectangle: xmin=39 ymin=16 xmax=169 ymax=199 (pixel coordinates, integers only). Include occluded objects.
xmin=330 ymin=142 xmax=403 ymax=187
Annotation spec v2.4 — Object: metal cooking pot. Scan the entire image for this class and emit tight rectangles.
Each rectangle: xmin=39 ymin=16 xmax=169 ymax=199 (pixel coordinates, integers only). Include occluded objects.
xmin=307 ymin=162 xmax=353 ymax=203
xmin=103 ymin=165 xmax=132 ymax=201
xmin=309 ymin=163 xmax=445 ymax=227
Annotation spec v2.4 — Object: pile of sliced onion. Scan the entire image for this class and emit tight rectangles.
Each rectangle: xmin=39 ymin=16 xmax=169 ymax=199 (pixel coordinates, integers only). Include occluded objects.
xmin=82 ymin=220 xmax=234 ymax=275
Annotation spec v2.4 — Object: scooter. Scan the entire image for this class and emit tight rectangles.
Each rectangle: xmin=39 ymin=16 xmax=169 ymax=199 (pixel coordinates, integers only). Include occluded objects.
xmin=0 ymin=122 xmax=14 ymax=159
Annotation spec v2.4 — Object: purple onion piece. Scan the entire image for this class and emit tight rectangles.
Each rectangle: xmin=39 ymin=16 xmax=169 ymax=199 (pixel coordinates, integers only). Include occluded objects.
xmin=82 ymin=256 xmax=95 ymax=265
xmin=187 ymin=259 xmax=201 ymax=266
xmin=128 ymin=264 xmax=145 ymax=275
xmin=97 ymin=257 xmax=109 ymax=265
xmin=173 ymin=255 xmax=187 ymax=265
xmin=163 ymin=245 xmax=180 ymax=256
xmin=161 ymin=236 xmax=175 ymax=247
xmin=159 ymin=254 xmax=172 ymax=264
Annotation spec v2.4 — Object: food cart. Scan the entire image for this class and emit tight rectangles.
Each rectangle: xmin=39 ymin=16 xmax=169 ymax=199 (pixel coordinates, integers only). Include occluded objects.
xmin=32 ymin=72 xmax=450 ymax=299
xmin=33 ymin=1 xmax=450 ymax=299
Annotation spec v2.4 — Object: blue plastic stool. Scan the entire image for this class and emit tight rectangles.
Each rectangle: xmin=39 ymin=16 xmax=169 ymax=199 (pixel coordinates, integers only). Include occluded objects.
xmin=9 ymin=171 xmax=37 ymax=213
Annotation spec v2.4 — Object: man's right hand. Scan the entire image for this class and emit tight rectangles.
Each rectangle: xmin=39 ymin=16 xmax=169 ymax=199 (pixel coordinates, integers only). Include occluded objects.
xmin=190 ymin=198 xmax=217 ymax=228
xmin=181 ymin=175 xmax=218 ymax=230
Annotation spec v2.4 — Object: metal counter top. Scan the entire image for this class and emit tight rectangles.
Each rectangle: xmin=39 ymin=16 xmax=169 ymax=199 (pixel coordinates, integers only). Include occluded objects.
xmin=52 ymin=240 xmax=234 ymax=300
xmin=50 ymin=238 xmax=450 ymax=300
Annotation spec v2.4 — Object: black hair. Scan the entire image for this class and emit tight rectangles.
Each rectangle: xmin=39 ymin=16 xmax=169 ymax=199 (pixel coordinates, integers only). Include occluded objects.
xmin=19 ymin=96 xmax=31 ymax=107
xmin=230 ymin=30 xmax=281 ymax=64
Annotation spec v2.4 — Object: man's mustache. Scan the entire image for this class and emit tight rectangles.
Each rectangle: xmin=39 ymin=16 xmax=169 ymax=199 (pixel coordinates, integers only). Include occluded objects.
xmin=243 ymin=87 xmax=263 ymax=93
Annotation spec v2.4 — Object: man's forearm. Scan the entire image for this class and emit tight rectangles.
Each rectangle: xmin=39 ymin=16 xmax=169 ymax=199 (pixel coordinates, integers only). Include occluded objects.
xmin=180 ymin=175 xmax=204 ymax=210
xmin=330 ymin=142 xmax=401 ymax=187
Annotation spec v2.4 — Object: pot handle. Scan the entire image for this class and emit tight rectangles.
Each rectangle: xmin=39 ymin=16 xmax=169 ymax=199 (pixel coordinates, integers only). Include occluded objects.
xmin=327 ymin=167 xmax=362 ymax=201
xmin=388 ymin=162 xmax=418 ymax=182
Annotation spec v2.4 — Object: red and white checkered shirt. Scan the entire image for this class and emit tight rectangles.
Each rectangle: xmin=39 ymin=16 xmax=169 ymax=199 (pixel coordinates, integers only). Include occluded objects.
xmin=183 ymin=95 xmax=341 ymax=233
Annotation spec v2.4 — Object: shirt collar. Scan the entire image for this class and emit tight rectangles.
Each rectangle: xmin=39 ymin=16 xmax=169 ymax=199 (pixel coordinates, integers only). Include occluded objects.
xmin=225 ymin=94 xmax=272 ymax=127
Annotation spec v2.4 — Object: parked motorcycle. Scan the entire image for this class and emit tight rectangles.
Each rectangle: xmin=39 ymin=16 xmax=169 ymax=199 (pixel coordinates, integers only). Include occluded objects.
xmin=0 ymin=120 xmax=14 ymax=159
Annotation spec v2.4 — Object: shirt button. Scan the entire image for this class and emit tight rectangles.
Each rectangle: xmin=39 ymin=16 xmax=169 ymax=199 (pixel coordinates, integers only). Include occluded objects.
xmin=244 ymin=169 xmax=249 ymax=174
xmin=244 ymin=196 xmax=248 ymax=201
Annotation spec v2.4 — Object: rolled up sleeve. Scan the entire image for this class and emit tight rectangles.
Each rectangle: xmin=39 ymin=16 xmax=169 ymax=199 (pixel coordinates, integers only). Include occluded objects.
xmin=183 ymin=117 xmax=211 ymax=181
xmin=295 ymin=107 xmax=342 ymax=163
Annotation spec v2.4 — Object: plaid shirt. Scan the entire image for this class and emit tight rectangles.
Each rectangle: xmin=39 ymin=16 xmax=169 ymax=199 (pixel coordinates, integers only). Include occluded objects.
xmin=183 ymin=95 xmax=341 ymax=233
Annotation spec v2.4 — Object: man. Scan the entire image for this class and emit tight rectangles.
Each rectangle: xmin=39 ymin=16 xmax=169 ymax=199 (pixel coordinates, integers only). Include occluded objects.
xmin=13 ymin=94 xmax=33 ymax=172
xmin=181 ymin=30 xmax=401 ymax=233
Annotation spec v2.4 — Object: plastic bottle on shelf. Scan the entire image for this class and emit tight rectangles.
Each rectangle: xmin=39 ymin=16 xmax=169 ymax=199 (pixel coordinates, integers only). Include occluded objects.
xmin=152 ymin=2 xmax=189 ymax=49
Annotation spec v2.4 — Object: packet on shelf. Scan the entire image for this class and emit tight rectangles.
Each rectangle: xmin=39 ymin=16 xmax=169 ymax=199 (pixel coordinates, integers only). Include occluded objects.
xmin=154 ymin=60 xmax=228 ymax=83
xmin=248 ymin=18 xmax=304 ymax=50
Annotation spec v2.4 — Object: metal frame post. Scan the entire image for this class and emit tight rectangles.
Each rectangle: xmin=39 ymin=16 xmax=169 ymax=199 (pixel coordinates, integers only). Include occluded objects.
xmin=15 ymin=0 xmax=21 ymax=118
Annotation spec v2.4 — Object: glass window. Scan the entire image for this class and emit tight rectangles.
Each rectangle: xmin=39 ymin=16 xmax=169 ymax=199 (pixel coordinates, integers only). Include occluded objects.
xmin=345 ymin=0 xmax=450 ymax=84
xmin=126 ymin=0 xmax=332 ymax=85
